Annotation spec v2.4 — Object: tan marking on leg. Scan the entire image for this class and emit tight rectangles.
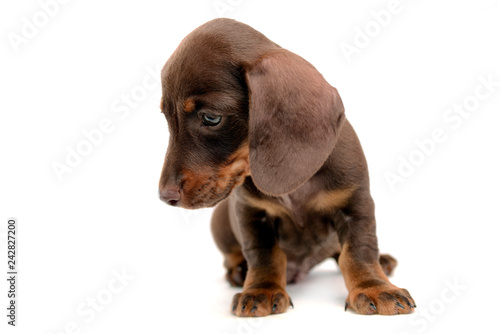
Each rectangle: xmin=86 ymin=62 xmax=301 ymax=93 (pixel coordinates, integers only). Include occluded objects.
xmin=338 ymin=244 xmax=389 ymax=292
xmin=243 ymin=246 xmax=288 ymax=290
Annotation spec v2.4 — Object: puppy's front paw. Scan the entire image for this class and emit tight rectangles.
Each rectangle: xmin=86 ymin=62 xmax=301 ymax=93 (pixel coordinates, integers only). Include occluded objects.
xmin=231 ymin=283 xmax=293 ymax=317
xmin=345 ymin=281 xmax=416 ymax=315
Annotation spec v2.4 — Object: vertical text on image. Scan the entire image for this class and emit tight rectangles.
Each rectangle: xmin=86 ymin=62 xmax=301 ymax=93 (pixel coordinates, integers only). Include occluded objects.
xmin=6 ymin=218 xmax=18 ymax=326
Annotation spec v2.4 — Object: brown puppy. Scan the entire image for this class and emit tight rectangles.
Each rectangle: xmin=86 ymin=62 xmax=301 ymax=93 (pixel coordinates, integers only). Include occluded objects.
xmin=159 ymin=18 xmax=415 ymax=317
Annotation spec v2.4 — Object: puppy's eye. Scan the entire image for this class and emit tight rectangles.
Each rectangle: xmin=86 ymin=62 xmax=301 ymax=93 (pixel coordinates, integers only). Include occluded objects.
xmin=202 ymin=114 xmax=222 ymax=126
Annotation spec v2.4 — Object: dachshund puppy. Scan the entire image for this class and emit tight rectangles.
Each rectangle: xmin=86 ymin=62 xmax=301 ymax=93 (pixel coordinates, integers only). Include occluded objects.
xmin=159 ymin=18 xmax=415 ymax=316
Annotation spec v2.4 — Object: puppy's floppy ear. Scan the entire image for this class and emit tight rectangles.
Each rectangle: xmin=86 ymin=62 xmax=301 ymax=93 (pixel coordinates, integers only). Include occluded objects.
xmin=245 ymin=49 xmax=345 ymax=196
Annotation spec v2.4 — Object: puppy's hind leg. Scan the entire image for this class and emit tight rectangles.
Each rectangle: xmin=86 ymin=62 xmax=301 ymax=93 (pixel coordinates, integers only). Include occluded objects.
xmin=211 ymin=199 xmax=247 ymax=287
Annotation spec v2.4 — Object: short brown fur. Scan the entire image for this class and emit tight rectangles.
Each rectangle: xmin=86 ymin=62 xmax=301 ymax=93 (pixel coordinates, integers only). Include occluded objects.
xmin=158 ymin=18 xmax=415 ymax=317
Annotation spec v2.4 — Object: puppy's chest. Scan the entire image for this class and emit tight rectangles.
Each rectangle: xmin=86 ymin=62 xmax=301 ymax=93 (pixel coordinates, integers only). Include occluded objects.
xmin=254 ymin=189 xmax=346 ymax=250
xmin=242 ymin=185 xmax=350 ymax=281
xmin=276 ymin=194 xmax=338 ymax=250
xmin=274 ymin=196 xmax=337 ymax=249
xmin=273 ymin=200 xmax=340 ymax=283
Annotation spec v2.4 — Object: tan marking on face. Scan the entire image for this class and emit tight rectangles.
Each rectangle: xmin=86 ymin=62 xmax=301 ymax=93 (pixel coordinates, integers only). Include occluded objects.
xmin=183 ymin=98 xmax=196 ymax=113
xmin=307 ymin=187 xmax=356 ymax=212
xmin=179 ymin=143 xmax=251 ymax=208
xmin=217 ymin=143 xmax=251 ymax=183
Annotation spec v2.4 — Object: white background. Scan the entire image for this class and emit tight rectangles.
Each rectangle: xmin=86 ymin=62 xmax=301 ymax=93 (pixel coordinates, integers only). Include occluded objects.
xmin=1 ymin=0 xmax=499 ymax=333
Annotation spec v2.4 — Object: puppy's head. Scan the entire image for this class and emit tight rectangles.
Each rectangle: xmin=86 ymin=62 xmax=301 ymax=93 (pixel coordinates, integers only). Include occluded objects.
xmin=159 ymin=19 xmax=345 ymax=209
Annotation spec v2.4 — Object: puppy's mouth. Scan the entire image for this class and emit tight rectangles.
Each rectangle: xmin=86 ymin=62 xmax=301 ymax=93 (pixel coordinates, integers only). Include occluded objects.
xmin=178 ymin=147 xmax=250 ymax=209
xmin=181 ymin=176 xmax=241 ymax=209
xmin=179 ymin=169 xmax=248 ymax=209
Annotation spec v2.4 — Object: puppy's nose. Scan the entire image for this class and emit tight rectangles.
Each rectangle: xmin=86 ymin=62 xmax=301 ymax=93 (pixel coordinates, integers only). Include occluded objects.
xmin=159 ymin=186 xmax=181 ymax=206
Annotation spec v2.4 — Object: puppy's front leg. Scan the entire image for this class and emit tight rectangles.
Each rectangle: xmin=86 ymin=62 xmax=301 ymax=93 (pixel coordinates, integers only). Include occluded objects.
xmin=231 ymin=210 xmax=292 ymax=317
xmin=337 ymin=192 xmax=416 ymax=315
